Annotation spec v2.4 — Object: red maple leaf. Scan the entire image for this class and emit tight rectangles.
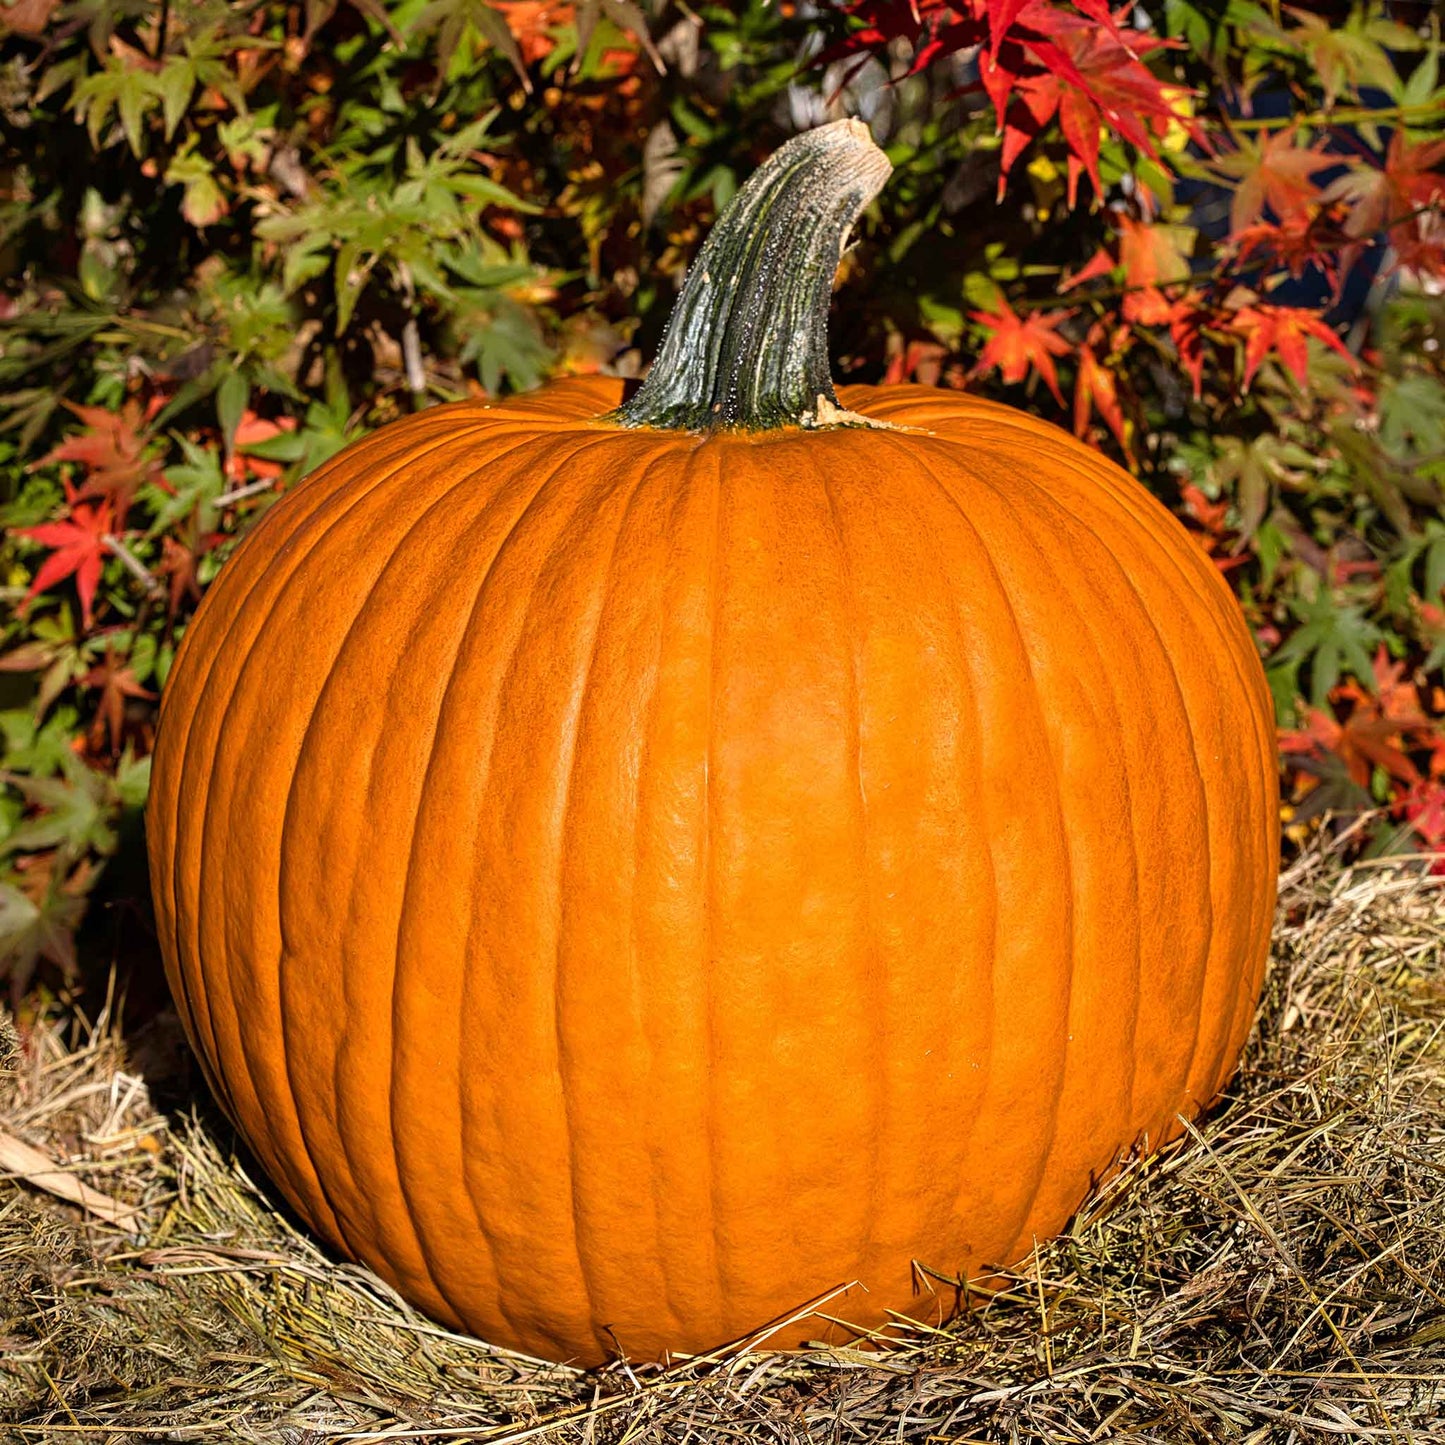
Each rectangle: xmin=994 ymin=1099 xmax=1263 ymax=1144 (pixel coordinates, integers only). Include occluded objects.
xmin=1073 ymin=343 xmax=1127 ymax=451
xmin=1355 ymin=647 xmax=1428 ymax=727
xmin=80 ymin=643 xmax=155 ymax=754
xmin=1180 ymin=482 xmax=1229 ymax=538
xmin=970 ymin=295 xmax=1074 ymax=404
xmin=1324 ymin=132 xmax=1445 ymax=278
xmin=1229 ymin=210 xmax=1353 ymax=292
xmin=884 ymin=338 xmax=949 ymax=386
xmin=1063 ymin=215 xmax=1194 ymax=311
xmin=826 ymin=3 xmax=1192 ymax=209
xmin=15 ymin=482 xmax=115 ymax=629
xmin=1117 ymin=218 xmax=1192 ymax=323
xmin=1212 ymin=128 xmax=1336 ymax=235
xmin=1329 ymin=132 xmax=1445 ymax=241
xmin=1282 ymin=649 xmax=1434 ymax=795
xmin=1229 ymin=303 xmax=1356 ymax=388
xmin=986 ymin=7 xmax=1189 ymax=206
xmin=1394 ymin=778 xmax=1445 ymax=871
xmin=1166 ymin=297 xmax=1211 ymax=399
xmin=38 ymin=400 xmax=162 ymax=517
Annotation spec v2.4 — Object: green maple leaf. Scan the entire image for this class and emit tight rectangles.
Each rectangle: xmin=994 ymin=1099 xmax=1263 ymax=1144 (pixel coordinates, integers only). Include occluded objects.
xmin=1269 ymin=589 xmax=1385 ymax=709
xmin=411 ymin=0 xmax=530 ymax=89
xmin=1 ymin=756 xmax=119 ymax=862
xmin=70 ymin=54 xmax=157 ymax=156
xmin=142 ymin=435 xmax=226 ymax=537
xmin=0 ymin=874 xmax=88 ymax=997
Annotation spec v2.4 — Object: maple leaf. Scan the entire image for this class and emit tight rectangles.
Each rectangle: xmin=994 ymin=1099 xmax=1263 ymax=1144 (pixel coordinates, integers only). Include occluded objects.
xmin=1326 ymin=133 xmax=1445 ymax=277
xmin=1327 ymin=132 xmax=1445 ymax=240
xmin=80 ymin=644 xmax=155 ymax=755
xmin=1166 ymin=297 xmax=1211 ymax=399
xmin=0 ymin=864 xmax=90 ymax=1000
xmin=1278 ymin=696 xmax=1420 ymax=791
xmin=1073 ymin=343 xmax=1127 ymax=451
xmin=1354 ymin=647 xmax=1428 ymax=727
xmin=1211 ymin=128 xmax=1336 ymax=235
xmin=14 ymin=482 xmax=116 ymax=630
xmin=1396 ymin=779 xmax=1445 ymax=872
xmin=155 ymin=534 xmax=209 ymax=621
xmin=985 ymin=8 xmax=1190 ymax=206
xmin=492 ymin=2 xmax=575 ymax=64
xmin=970 ymin=295 xmax=1073 ymax=405
xmin=1228 ymin=210 xmax=1352 ymax=291
xmin=1062 ymin=215 xmax=1194 ymax=321
xmin=0 ymin=0 xmax=59 ymax=36
xmin=884 ymin=338 xmax=948 ymax=386
xmin=1180 ymin=482 xmax=1229 ymax=538
xmin=1124 ymin=217 xmax=1194 ymax=322
xmin=828 ymin=3 xmax=1191 ymax=209
xmin=1229 ymin=303 xmax=1355 ymax=389
xmin=37 ymin=400 xmax=162 ymax=516
xmin=224 ymin=410 xmax=298 ymax=483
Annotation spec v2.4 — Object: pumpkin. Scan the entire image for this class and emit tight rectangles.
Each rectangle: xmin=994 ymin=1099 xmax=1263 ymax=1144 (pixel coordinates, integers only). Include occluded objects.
xmin=147 ymin=120 xmax=1278 ymax=1367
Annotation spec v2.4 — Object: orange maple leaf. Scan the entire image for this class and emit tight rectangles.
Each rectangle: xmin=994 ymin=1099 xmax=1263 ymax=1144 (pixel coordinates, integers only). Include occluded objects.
xmin=1229 ymin=303 xmax=1355 ymax=388
xmin=1061 ymin=216 xmax=1193 ymax=325
xmin=81 ymin=643 xmax=155 ymax=754
xmin=1072 ymin=343 xmax=1128 ymax=451
xmin=1213 ymin=128 xmax=1336 ymax=235
xmin=1329 ymin=132 xmax=1445 ymax=240
xmin=38 ymin=400 xmax=163 ymax=515
xmin=970 ymin=296 xmax=1073 ymax=405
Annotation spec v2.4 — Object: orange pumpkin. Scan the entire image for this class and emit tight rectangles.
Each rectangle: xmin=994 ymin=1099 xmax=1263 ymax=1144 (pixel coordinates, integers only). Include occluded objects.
xmin=147 ymin=121 xmax=1277 ymax=1366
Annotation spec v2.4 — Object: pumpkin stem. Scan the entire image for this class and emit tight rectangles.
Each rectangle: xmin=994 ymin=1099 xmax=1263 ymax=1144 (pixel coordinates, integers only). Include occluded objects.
xmin=611 ymin=119 xmax=892 ymax=432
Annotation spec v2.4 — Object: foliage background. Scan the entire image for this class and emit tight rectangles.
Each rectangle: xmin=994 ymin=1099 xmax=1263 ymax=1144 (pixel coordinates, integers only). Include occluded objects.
xmin=0 ymin=0 xmax=1443 ymax=991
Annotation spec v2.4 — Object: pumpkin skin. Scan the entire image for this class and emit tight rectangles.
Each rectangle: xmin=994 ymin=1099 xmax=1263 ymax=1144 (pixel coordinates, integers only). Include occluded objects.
xmin=147 ymin=373 xmax=1278 ymax=1366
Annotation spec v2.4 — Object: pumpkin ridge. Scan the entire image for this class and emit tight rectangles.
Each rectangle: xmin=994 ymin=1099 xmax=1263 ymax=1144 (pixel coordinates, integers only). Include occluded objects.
xmin=632 ymin=463 xmax=697 ymax=1340
xmin=892 ymin=435 xmax=1080 ymax=1264
xmin=1054 ymin=455 xmax=1220 ymax=1115
xmin=277 ymin=427 xmax=570 ymax=1315
xmin=929 ymin=424 xmax=1273 ymax=1127
xmin=156 ymin=430 xmax=402 ymax=1136
xmin=409 ymin=432 xmax=643 ymax=1349
xmin=223 ymin=422 xmax=516 ymax=1257
xmin=409 ymin=444 xmax=590 ymax=1344
xmin=1005 ymin=444 xmax=1214 ymax=1147
xmin=1075 ymin=439 xmax=1265 ymax=1115
xmin=816 ymin=461 xmax=886 ymax=1278
xmin=1010 ymin=433 xmax=1273 ymax=1105
xmin=177 ymin=422 xmax=500 ymax=1242
xmin=219 ymin=422 xmax=526 ymax=1263
xmin=615 ymin=439 xmax=730 ymax=1343
xmin=936 ymin=439 xmax=1171 ymax=1245
xmin=547 ymin=444 xmax=675 ymax=1358
xmin=984 ymin=459 xmax=1146 ymax=1142
xmin=929 ymin=444 xmax=1144 ymax=1257
xmin=587 ymin=447 xmax=700 ymax=1346
xmin=430 ymin=436 xmax=618 ymax=1340
xmin=699 ymin=442 xmax=726 ymax=1319
xmin=888 ymin=454 xmax=1000 ymax=1262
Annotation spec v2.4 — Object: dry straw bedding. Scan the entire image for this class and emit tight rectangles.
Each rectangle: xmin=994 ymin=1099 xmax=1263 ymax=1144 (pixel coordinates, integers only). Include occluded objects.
xmin=1 ymin=842 xmax=1443 ymax=1443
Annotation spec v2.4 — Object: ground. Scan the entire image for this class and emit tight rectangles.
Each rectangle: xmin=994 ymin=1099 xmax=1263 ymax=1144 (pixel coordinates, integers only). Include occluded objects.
xmin=2 ymin=840 xmax=1443 ymax=1443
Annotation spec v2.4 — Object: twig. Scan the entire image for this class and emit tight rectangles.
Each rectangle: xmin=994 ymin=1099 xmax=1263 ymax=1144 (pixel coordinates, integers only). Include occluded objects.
xmin=102 ymin=534 xmax=161 ymax=594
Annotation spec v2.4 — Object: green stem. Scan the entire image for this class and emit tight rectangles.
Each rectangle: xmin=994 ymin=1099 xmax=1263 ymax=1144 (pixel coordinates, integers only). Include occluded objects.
xmin=612 ymin=119 xmax=891 ymax=432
